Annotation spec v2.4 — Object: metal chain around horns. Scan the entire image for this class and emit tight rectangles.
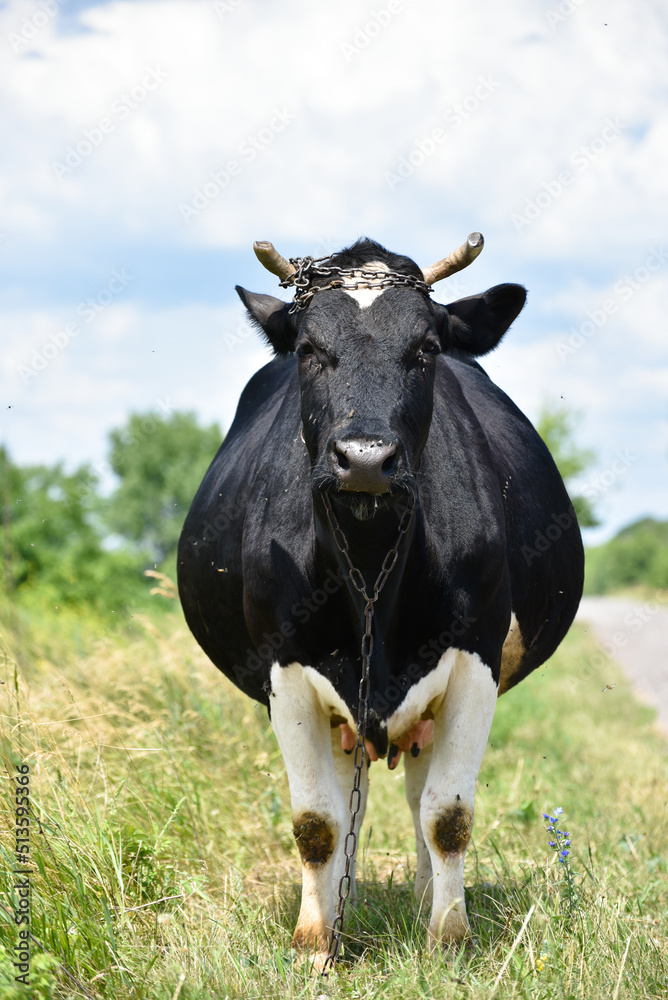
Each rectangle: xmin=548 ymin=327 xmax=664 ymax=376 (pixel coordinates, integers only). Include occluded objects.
xmin=279 ymin=255 xmax=432 ymax=313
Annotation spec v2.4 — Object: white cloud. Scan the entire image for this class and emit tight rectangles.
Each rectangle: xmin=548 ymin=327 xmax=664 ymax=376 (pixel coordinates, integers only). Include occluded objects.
xmin=0 ymin=0 xmax=666 ymax=537
xmin=0 ymin=0 xmax=665 ymax=252
xmin=2 ymin=299 xmax=271 ymax=466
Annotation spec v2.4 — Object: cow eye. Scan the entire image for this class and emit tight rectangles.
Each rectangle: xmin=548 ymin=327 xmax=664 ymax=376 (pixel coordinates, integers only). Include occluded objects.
xmin=420 ymin=338 xmax=441 ymax=356
xmin=296 ymin=341 xmax=315 ymax=359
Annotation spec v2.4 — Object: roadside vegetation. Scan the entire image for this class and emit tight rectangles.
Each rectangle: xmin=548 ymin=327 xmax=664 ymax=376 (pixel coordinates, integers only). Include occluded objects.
xmin=534 ymin=403 xmax=668 ymax=594
xmin=584 ymin=517 xmax=668 ymax=594
xmin=0 ymin=410 xmax=221 ymax=617
xmin=0 ymin=597 xmax=666 ymax=998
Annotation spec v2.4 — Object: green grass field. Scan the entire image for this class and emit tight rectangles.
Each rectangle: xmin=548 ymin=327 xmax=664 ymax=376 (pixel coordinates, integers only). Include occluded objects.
xmin=0 ymin=594 xmax=667 ymax=999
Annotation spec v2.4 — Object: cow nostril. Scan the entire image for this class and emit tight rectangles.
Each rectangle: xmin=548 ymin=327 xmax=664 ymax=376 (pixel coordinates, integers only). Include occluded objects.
xmin=335 ymin=447 xmax=350 ymax=471
xmin=332 ymin=438 xmax=400 ymax=493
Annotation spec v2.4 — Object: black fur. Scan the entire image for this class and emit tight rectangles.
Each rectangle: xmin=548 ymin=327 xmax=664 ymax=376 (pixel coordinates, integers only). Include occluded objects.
xmin=178 ymin=240 xmax=583 ymax=755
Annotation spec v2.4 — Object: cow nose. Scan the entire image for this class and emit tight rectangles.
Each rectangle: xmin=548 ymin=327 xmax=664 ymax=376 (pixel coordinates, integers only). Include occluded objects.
xmin=333 ymin=438 xmax=399 ymax=494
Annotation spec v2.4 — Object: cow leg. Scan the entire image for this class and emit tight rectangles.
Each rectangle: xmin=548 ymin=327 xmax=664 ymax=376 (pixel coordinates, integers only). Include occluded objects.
xmin=269 ymin=664 xmax=345 ymax=965
xmin=404 ymin=742 xmax=434 ymax=907
xmin=420 ymin=650 xmax=497 ymax=948
xmin=330 ymin=727 xmax=369 ymax=903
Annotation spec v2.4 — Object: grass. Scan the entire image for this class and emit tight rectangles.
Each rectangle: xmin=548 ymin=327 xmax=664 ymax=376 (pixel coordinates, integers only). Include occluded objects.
xmin=0 ymin=591 xmax=667 ymax=999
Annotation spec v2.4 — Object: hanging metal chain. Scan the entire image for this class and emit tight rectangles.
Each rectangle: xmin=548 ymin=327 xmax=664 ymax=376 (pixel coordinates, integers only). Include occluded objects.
xmin=319 ymin=493 xmax=415 ymax=976
xmin=279 ymin=256 xmax=432 ymax=313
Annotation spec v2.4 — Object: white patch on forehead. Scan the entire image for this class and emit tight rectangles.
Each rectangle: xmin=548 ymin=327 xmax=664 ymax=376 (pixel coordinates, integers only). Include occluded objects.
xmin=339 ymin=260 xmax=390 ymax=309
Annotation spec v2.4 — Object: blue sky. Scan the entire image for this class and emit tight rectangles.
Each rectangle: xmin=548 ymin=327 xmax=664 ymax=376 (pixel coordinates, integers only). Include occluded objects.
xmin=1 ymin=0 xmax=667 ymax=544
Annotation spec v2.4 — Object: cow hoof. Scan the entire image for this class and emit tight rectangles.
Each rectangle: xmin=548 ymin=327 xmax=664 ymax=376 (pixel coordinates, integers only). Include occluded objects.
xmin=427 ymin=908 xmax=471 ymax=951
xmin=291 ymin=945 xmax=332 ymax=975
xmin=291 ymin=923 xmax=333 ymax=973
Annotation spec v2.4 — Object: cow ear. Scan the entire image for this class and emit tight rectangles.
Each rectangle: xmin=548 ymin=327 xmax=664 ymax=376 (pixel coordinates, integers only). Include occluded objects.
xmin=438 ymin=283 xmax=527 ymax=357
xmin=235 ymin=286 xmax=298 ymax=355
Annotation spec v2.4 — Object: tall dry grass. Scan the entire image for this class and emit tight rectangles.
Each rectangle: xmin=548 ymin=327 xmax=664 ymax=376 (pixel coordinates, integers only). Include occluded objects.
xmin=0 ymin=595 xmax=666 ymax=998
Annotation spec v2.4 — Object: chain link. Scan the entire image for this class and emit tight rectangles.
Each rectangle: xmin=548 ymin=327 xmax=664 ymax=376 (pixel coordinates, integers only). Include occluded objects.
xmin=320 ymin=493 xmax=415 ymax=976
xmin=279 ymin=256 xmax=432 ymax=314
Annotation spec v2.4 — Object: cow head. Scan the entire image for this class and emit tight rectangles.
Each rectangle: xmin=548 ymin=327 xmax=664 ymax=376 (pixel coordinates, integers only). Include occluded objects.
xmin=237 ymin=237 xmax=526 ymax=520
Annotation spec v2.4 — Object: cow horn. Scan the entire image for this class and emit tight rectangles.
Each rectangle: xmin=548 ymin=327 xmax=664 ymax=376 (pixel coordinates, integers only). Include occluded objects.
xmin=421 ymin=232 xmax=484 ymax=285
xmin=253 ymin=241 xmax=297 ymax=280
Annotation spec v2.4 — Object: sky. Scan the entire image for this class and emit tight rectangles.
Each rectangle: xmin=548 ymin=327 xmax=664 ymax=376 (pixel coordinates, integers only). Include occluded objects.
xmin=1 ymin=0 xmax=667 ymax=544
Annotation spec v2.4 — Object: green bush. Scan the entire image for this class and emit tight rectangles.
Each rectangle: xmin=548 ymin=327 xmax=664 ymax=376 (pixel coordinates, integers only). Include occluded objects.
xmin=0 ymin=410 xmax=221 ymax=615
xmin=585 ymin=517 xmax=668 ymax=593
xmin=0 ymin=450 xmax=150 ymax=613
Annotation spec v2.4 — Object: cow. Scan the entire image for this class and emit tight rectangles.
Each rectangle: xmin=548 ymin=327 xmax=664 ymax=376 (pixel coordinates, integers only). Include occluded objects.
xmin=177 ymin=233 xmax=584 ymax=967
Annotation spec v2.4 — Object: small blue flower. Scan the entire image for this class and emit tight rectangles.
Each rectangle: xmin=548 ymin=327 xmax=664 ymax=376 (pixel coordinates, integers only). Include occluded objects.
xmin=542 ymin=813 xmax=550 ymax=820
xmin=560 ymin=850 xmax=569 ymax=857
xmin=548 ymin=841 xmax=556 ymax=847
xmin=554 ymin=806 xmax=563 ymax=816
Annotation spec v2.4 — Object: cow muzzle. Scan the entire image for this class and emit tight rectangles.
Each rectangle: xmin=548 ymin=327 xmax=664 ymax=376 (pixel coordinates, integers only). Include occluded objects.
xmin=330 ymin=437 xmax=400 ymax=494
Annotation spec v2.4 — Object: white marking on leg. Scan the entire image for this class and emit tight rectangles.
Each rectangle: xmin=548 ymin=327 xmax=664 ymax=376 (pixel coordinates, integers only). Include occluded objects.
xmin=330 ymin=727 xmax=368 ymax=902
xmin=404 ymin=741 xmax=433 ymax=907
xmin=419 ymin=650 xmax=497 ymax=947
xmin=269 ymin=662 xmax=345 ymax=960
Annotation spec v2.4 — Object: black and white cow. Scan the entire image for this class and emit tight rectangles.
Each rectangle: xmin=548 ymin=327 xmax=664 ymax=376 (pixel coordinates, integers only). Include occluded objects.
xmin=177 ymin=234 xmax=584 ymax=964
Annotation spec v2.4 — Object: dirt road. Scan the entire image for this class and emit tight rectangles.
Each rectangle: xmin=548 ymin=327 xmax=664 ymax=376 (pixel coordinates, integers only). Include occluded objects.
xmin=576 ymin=595 xmax=668 ymax=736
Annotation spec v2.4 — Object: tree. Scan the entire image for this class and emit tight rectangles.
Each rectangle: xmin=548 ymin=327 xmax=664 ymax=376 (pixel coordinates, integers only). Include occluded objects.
xmin=585 ymin=518 xmax=668 ymax=594
xmin=535 ymin=404 xmax=599 ymax=527
xmin=105 ymin=411 xmax=222 ymax=564
xmin=0 ymin=410 xmax=223 ymax=612
xmin=0 ymin=447 xmax=146 ymax=611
